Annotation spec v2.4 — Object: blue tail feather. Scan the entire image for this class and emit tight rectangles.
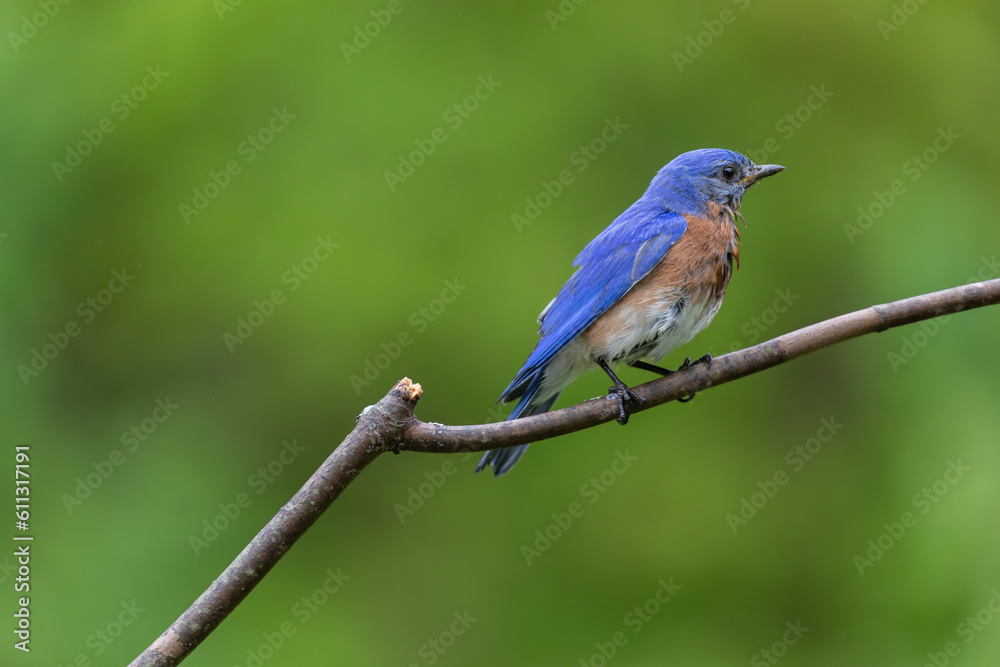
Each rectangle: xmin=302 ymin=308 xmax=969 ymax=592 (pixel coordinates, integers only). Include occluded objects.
xmin=475 ymin=379 xmax=559 ymax=476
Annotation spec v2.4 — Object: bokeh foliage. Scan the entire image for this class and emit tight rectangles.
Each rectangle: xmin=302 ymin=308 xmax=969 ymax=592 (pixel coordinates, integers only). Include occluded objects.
xmin=2 ymin=1 xmax=1000 ymax=665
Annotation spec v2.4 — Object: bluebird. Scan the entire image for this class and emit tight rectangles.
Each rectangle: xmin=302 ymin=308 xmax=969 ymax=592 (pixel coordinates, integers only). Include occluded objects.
xmin=476 ymin=149 xmax=783 ymax=476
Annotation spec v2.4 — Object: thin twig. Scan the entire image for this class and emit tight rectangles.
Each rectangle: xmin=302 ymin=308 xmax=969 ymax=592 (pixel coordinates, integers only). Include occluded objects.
xmin=401 ymin=278 xmax=1000 ymax=452
xmin=128 ymin=278 xmax=1000 ymax=666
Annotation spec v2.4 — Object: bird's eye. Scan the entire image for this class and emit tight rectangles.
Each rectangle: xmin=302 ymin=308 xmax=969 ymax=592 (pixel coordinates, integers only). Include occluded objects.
xmin=722 ymin=166 xmax=737 ymax=181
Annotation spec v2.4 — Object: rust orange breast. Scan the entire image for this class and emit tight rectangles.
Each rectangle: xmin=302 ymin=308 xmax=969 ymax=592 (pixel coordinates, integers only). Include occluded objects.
xmin=579 ymin=213 xmax=739 ymax=358
xmin=646 ymin=213 xmax=739 ymax=302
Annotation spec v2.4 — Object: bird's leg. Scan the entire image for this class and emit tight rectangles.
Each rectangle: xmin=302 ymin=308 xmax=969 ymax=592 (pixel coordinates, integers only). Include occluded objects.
xmin=596 ymin=358 xmax=645 ymax=426
xmin=631 ymin=354 xmax=714 ymax=403
xmin=629 ymin=360 xmax=674 ymax=376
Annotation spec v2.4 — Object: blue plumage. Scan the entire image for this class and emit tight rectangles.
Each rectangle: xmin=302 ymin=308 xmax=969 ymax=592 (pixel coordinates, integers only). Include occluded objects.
xmin=500 ymin=206 xmax=688 ymax=403
xmin=476 ymin=149 xmax=784 ymax=476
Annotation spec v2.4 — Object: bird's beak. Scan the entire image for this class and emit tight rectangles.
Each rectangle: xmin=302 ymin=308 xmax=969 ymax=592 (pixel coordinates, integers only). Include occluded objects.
xmin=744 ymin=163 xmax=784 ymax=186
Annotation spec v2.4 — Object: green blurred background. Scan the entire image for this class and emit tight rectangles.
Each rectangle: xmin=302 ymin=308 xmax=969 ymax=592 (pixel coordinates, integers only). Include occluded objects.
xmin=3 ymin=1 xmax=1000 ymax=665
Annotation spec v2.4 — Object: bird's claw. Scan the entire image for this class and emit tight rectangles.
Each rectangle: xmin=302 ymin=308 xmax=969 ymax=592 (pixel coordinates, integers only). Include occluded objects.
xmin=608 ymin=385 xmax=645 ymax=425
xmin=675 ymin=353 xmax=712 ymax=373
xmin=674 ymin=353 xmax=711 ymax=403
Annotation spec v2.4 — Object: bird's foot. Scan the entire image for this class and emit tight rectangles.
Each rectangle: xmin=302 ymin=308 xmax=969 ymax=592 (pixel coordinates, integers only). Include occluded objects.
xmin=675 ymin=353 xmax=712 ymax=403
xmin=608 ymin=382 xmax=645 ymax=425
xmin=675 ymin=353 xmax=713 ymax=372
xmin=597 ymin=358 xmax=645 ymax=424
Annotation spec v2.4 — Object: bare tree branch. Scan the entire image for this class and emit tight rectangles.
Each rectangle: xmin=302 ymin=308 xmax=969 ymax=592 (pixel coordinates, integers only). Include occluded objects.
xmin=129 ymin=278 xmax=1000 ymax=666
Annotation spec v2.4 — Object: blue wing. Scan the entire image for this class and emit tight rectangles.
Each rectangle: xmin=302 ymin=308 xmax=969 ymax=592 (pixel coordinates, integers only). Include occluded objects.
xmin=501 ymin=202 xmax=688 ymax=403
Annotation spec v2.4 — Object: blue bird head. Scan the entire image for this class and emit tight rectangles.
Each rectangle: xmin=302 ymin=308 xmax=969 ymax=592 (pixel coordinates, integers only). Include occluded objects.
xmin=647 ymin=148 xmax=784 ymax=220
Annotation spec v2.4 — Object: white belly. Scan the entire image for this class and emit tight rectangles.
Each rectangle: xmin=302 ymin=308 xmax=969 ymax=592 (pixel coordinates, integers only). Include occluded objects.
xmin=536 ymin=293 xmax=723 ymax=402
